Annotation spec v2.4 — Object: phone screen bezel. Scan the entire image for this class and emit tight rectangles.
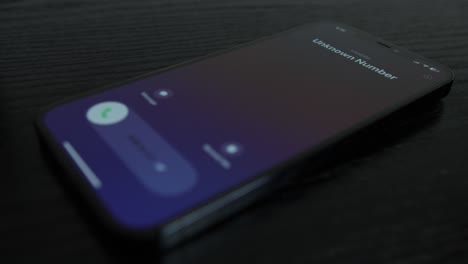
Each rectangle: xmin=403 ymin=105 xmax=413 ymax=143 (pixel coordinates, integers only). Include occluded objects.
xmin=35 ymin=21 xmax=455 ymax=242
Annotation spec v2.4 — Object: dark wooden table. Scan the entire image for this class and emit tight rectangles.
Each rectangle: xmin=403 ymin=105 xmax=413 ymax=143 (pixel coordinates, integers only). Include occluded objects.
xmin=2 ymin=0 xmax=468 ymax=262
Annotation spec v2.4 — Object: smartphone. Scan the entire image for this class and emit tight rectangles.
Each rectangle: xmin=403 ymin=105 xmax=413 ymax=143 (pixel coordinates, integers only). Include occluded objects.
xmin=36 ymin=22 xmax=454 ymax=248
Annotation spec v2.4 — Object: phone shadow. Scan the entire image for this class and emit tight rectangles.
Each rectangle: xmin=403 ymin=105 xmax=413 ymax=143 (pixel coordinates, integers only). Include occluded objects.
xmin=38 ymin=96 xmax=446 ymax=263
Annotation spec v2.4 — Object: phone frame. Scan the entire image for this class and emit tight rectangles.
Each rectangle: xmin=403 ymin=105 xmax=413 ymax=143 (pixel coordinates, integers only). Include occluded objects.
xmin=35 ymin=21 xmax=455 ymax=248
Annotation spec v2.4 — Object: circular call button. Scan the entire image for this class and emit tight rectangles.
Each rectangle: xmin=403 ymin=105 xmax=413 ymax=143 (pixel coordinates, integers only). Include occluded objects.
xmin=86 ymin=101 xmax=129 ymax=125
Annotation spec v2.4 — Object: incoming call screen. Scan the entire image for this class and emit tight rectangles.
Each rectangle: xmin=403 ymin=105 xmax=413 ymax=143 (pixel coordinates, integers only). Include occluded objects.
xmin=43 ymin=22 xmax=451 ymax=229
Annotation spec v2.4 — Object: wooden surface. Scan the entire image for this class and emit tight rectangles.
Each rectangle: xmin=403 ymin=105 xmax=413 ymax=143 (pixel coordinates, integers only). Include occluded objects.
xmin=2 ymin=0 xmax=468 ymax=262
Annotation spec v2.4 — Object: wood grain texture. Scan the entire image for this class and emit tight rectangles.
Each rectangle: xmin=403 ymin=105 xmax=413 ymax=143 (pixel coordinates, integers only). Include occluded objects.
xmin=2 ymin=0 xmax=468 ymax=263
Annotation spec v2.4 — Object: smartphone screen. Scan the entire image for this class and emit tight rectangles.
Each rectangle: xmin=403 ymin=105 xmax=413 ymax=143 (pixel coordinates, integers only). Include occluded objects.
xmin=40 ymin=22 xmax=453 ymax=231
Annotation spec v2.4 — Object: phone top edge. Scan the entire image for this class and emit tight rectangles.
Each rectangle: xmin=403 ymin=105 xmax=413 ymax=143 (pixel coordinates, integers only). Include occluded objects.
xmin=334 ymin=21 xmax=455 ymax=84
xmin=35 ymin=20 xmax=455 ymax=121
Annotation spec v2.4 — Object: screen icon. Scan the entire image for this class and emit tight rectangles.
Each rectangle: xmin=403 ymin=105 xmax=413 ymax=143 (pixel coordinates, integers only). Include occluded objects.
xmin=87 ymin=101 xmax=129 ymax=125
xmin=154 ymin=89 xmax=174 ymax=99
xmin=222 ymin=142 xmax=243 ymax=157
xmin=335 ymin=26 xmax=347 ymax=32
xmin=154 ymin=161 xmax=168 ymax=173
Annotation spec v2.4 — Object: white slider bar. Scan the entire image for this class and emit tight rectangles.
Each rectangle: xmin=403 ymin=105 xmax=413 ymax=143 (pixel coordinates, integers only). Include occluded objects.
xmin=63 ymin=141 xmax=102 ymax=189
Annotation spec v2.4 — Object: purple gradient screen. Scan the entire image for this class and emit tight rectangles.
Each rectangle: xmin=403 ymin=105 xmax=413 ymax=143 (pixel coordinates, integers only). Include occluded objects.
xmin=43 ymin=23 xmax=451 ymax=230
